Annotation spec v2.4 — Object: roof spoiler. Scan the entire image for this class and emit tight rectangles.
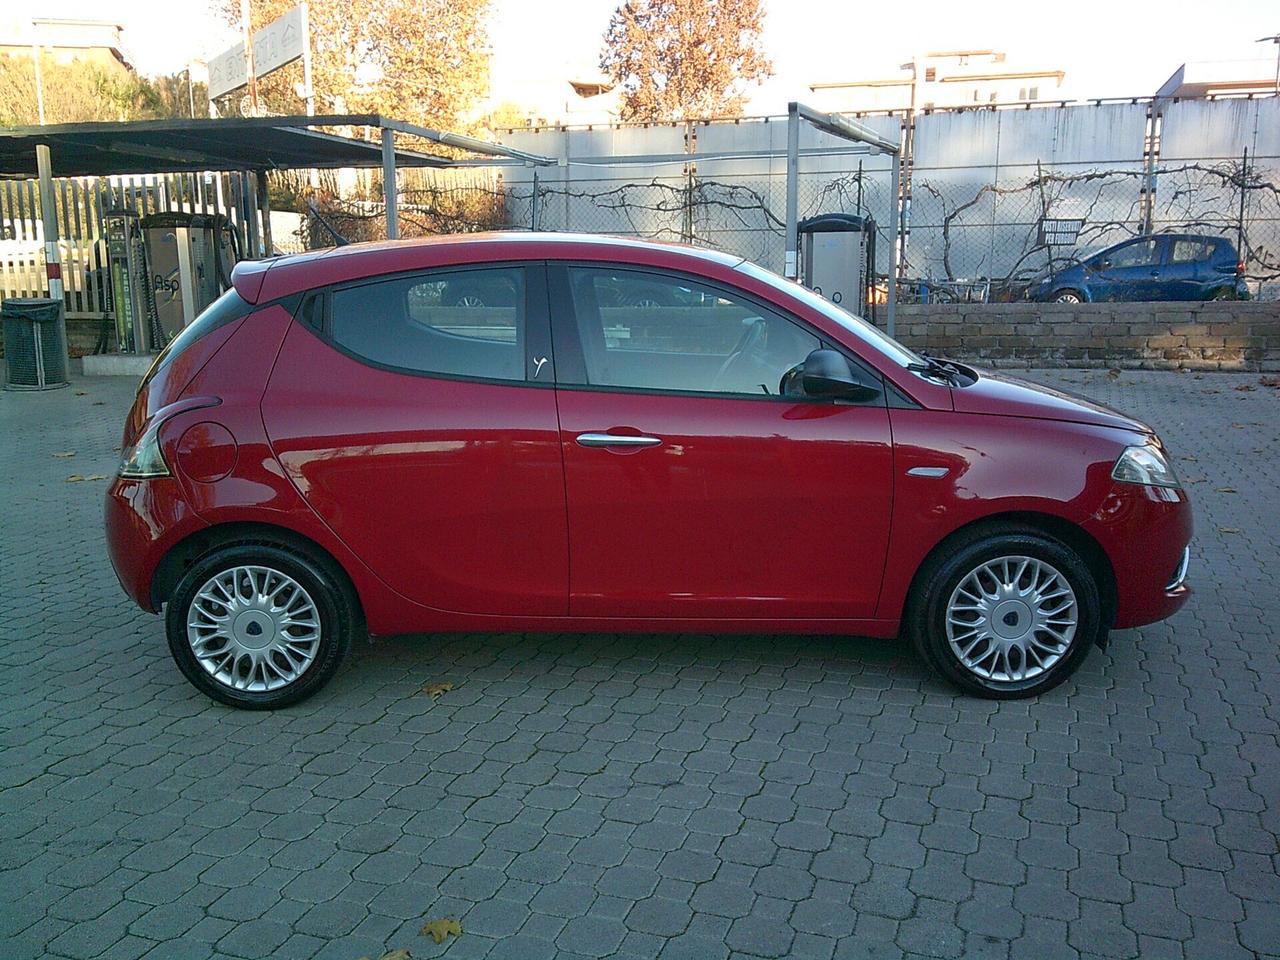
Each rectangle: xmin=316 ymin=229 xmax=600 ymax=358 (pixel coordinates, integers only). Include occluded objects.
xmin=230 ymin=258 xmax=272 ymax=304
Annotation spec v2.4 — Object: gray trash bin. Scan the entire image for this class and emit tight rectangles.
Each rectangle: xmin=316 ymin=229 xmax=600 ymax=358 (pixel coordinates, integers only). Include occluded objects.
xmin=2 ymin=297 xmax=69 ymax=391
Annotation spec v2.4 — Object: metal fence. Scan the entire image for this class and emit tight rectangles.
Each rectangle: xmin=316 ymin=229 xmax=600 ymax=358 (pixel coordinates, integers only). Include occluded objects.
xmin=308 ymin=100 xmax=1280 ymax=301
xmin=0 ymin=172 xmax=263 ymax=319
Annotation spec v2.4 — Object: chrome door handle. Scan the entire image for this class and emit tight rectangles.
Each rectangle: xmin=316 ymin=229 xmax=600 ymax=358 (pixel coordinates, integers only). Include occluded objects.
xmin=576 ymin=433 xmax=662 ymax=448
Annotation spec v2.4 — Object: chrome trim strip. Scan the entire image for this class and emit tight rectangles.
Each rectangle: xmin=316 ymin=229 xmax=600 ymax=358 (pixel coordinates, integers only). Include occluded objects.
xmin=906 ymin=466 xmax=950 ymax=478
xmin=1166 ymin=546 xmax=1190 ymax=591
xmin=576 ymin=433 xmax=662 ymax=448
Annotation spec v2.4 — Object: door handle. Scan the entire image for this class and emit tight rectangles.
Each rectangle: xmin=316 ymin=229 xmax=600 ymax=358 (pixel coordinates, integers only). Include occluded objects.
xmin=576 ymin=432 xmax=662 ymax=448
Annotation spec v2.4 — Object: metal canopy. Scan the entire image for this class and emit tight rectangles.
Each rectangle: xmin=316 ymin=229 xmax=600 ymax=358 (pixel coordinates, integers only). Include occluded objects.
xmin=0 ymin=114 xmax=557 ymax=178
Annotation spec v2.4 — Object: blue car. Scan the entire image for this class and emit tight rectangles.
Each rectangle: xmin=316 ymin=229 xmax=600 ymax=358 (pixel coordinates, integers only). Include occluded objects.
xmin=1028 ymin=234 xmax=1249 ymax=303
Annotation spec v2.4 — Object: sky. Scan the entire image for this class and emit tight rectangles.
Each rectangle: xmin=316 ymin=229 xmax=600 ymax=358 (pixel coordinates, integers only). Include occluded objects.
xmin=28 ymin=0 xmax=1280 ymax=113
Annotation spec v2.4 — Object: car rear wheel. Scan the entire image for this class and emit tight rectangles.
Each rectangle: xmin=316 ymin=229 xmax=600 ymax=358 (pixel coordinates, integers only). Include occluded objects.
xmin=907 ymin=527 xmax=1101 ymax=698
xmin=1053 ymin=290 xmax=1083 ymax=304
xmin=165 ymin=543 xmax=355 ymax=709
xmin=1209 ymin=288 xmax=1236 ymax=301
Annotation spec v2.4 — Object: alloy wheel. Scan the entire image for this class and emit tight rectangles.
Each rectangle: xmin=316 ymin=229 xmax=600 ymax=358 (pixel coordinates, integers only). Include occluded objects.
xmin=186 ymin=565 xmax=322 ymax=693
xmin=944 ymin=555 xmax=1078 ymax=684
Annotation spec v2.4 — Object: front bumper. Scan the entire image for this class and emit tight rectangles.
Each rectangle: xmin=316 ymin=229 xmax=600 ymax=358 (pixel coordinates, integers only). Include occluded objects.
xmin=1088 ymin=483 xmax=1193 ymax=629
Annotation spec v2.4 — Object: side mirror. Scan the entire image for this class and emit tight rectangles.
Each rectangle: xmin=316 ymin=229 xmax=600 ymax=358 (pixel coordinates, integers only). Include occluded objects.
xmin=1091 ymin=258 xmax=1111 ymax=273
xmin=800 ymin=349 xmax=880 ymax=401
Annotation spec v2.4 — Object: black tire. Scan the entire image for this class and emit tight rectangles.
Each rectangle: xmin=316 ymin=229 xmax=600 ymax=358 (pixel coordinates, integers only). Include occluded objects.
xmin=1209 ymin=287 xmax=1236 ymax=301
xmin=165 ymin=543 xmax=357 ymax=709
xmin=1051 ymin=289 xmax=1084 ymax=304
xmin=906 ymin=525 xmax=1101 ymax=699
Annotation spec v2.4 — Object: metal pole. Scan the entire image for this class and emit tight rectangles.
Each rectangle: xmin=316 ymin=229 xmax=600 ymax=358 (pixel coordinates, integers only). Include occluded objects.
xmin=784 ymin=102 xmax=800 ymax=280
xmin=240 ymin=0 xmax=258 ymax=116
xmin=887 ymin=138 xmax=901 ymax=338
xmin=300 ymin=2 xmax=319 ymax=189
xmin=256 ymin=170 xmax=273 ymax=255
xmin=31 ymin=33 xmax=45 ymax=125
xmin=530 ymin=168 xmax=540 ymax=231
xmin=187 ymin=65 xmax=196 ymax=118
xmin=382 ymin=127 xmax=399 ymax=240
xmin=36 ymin=144 xmax=62 ymax=300
xmin=1237 ymin=147 xmax=1248 ymax=262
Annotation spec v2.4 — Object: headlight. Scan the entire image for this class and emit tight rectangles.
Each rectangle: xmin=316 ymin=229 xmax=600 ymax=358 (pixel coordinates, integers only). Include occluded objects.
xmin=1111 ymin=444 xmax=1179 ymax=489
xmin=118 ymin=419 xmax=171 ymax=478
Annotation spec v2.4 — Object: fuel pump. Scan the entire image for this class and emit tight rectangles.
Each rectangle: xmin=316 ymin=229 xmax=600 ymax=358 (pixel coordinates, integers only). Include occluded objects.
xmin=139 ymin=213 xmax=240 ymax=342
xmin=102 ymin=209 xmax=161 ymax=353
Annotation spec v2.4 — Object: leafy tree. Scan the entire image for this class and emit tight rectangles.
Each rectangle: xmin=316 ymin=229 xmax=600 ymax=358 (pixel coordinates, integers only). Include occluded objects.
xmin=211 ymin=0 xmax=491 ymax=133
xmin=600 ymin=0 xmax=772 ymax=122
xmin=0 ymin=55 xmax=207 ymax=126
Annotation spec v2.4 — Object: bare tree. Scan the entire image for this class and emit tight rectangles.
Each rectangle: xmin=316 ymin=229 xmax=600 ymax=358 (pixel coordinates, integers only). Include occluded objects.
xmin=600 ymin=0 xmax=772 ymax=122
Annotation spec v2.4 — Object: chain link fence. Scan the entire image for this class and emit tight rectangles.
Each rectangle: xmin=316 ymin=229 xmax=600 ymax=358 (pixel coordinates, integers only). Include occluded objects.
xmin=300 ymin=101 xmax=1280 ymax=301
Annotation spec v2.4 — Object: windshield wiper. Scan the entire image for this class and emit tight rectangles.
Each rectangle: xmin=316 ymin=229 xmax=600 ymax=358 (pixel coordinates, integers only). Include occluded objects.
xmin=908 ymin=352 xmax=963 ymax=385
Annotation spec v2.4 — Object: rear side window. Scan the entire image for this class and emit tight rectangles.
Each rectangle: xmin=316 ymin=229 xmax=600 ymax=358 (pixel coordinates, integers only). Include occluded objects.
xmin=1171 ymin=240 xmax=1211 ymax=263
xmin=330 ymin=266 xmax=525 ymax=382
xmin=140 ymin=287 xmax=251 ymax=391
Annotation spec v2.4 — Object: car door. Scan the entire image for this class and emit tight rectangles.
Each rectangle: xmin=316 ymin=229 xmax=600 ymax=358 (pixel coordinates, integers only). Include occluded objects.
xmin=1090 ymin=238 xmax=1165 ymax=301
xmin=1163 ymin=239 xmax=1210 ymax=300
xmin=549 ymin=264 xmax=895 ymax=620
xmin=261 ymin=262 xmax=569 ymax=616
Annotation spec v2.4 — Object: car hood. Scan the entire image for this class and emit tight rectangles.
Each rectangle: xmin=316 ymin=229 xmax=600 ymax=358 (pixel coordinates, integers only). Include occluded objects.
xmin=952 ymin=370 xmax=1153 ymax=433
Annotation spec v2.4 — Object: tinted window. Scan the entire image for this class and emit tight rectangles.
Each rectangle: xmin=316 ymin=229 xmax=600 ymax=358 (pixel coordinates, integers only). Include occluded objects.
xmin=1171 ymin=240 xmax=1211 ymax=263
xmin=331 ymin=267 xmax=524 ymax=381
xmin=567 ymin=268 xmax=820 ymax=397
xmin=1107 ymin=240 xmax=1160 ymax=269
xmin=140 ymin=287 xmax=251 ymax=392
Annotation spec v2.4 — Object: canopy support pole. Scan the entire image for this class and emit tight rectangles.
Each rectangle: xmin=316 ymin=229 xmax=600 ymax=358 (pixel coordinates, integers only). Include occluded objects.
xmin=382 ymin=128 xmax=399 ymax=240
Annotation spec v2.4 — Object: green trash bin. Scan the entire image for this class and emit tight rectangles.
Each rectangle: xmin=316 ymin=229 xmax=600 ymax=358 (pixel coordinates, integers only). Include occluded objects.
xmin=2 ymin=297 xmax=69 ymax=391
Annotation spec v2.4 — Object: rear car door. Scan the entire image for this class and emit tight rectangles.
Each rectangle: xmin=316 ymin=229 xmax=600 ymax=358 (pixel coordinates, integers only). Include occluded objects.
xmin=1165 ymin=239 xmax=1211 ymax=300
xmin=261 ymin=262 xmax=569 ymax=616
xmin=549 ymin=264 xmax=894 ymax=620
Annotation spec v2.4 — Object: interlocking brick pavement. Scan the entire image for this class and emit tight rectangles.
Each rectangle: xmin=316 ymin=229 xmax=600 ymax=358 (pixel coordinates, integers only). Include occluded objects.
xmin=0 ymin=367 xmax=1277 ymax=960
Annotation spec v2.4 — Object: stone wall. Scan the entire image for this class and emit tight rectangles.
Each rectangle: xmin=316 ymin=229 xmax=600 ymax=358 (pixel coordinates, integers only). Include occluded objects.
xmin=892 ymin=301 xmax=1280 ymax=371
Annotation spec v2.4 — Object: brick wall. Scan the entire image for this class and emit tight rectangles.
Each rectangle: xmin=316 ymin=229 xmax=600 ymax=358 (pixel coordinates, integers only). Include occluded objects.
xmin=893 ymin=301 xmax=1280 ymax=371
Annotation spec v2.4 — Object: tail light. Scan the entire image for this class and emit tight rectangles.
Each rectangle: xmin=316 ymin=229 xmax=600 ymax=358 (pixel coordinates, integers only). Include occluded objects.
xmin=1236 ymin=260 xmax=1245 ymax=276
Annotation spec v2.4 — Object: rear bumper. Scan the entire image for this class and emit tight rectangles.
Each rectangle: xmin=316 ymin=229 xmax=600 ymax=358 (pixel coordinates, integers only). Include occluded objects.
xmin=105 ymin=476 xmax=207 ymax=612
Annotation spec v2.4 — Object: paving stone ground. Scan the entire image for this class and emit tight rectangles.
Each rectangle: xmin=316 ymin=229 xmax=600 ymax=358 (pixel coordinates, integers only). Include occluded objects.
xmin=1 ymin=367 xmax=1278 ymax=960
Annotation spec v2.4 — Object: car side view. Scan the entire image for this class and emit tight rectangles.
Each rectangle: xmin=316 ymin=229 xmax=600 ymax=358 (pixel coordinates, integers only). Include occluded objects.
xmin=1027 ymin=233 xmax=1248 ymax=303
xmin=105 ymin=233 xmax=1193 ymax=709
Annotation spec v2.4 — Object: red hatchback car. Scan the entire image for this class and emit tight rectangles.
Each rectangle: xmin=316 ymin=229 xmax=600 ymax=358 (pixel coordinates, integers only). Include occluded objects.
xmin=105 ymin=233 xmax=1192 ymax=708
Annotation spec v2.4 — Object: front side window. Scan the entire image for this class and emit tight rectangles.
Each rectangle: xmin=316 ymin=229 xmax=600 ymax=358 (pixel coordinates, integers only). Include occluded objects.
xmin=331 ymin=266 xmax=524 ymax=381
xmin=1106 ymin=240 xmax=1160 ymax=269
xmin=566 ymin=268 xmax=821 ymax=397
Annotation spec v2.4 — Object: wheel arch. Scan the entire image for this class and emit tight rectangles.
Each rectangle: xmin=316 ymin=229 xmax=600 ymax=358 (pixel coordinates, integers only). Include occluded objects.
xmin=903 ymin=510 xmax=1117 ymax=631
xmin=150 ymin=520 xmax=365 ymax=626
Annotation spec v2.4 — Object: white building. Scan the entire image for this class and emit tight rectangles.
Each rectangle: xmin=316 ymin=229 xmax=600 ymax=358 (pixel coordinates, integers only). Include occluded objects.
xmin=809 ymin=49 xmax=1066 ymax=113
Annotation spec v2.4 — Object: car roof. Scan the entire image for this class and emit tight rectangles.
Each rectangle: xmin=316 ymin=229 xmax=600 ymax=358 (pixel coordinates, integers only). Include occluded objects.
xmin=233 ymin=231 xmax=749 ymax=304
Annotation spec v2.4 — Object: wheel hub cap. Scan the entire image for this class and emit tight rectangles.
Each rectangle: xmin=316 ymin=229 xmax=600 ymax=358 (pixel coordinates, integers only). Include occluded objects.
xmin=187 ymin=565 xmax=321 ymax=693
xmin=945 ymin=556 xmax=1078 ymax=684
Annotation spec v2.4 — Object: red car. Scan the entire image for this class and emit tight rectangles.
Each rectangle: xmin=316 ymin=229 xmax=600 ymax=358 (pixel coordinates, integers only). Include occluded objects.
xmin=105 ymin=233 xmax=1192 ymax=709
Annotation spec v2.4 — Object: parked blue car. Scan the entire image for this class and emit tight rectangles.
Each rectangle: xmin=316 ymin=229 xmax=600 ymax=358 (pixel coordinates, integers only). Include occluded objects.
xmin=1028 ymin=234 xmax=1249 ymax=303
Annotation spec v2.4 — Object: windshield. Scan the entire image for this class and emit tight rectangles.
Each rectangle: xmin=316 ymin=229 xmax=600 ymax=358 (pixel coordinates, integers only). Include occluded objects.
xmin=734 ymin=260 xmax=924 ymax=368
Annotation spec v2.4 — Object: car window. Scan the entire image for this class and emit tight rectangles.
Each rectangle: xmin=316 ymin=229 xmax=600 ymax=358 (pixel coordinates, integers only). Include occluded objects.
xmin=331 ymin=266 xmax=524 ymax=381
xmin=566 ymin=267 xmax=821 ymax=397
xmin=1171 ymin=240 xmax=1211 ymax=264
xmin=1106 ymin=239 xmax=1160 ymax=269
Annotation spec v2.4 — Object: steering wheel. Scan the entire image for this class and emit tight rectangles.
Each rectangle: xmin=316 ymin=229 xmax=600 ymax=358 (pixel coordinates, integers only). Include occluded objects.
xmin=711 ymin=318 xmax=767 ymax=392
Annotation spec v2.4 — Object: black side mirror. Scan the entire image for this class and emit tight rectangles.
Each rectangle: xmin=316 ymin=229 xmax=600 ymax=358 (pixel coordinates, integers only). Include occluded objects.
xmin=800 ymin=349 xmax=880 ymax=401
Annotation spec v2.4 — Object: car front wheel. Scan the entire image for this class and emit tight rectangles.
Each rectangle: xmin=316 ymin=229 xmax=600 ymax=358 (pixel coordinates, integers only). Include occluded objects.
xmin=165 ymin=543 xmax=356 ymax=709
xmin=908 ymin=527 xmax=1101 ymax=698
xmin=1053 ymin=290 xmax=1083 ymax=304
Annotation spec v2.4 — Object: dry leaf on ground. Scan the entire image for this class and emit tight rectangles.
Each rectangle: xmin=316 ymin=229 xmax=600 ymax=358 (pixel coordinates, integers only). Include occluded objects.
xmin=421 ymin=681 xmax=454 ymax=700
xmin=420 ymin=918 xmax=462 ymax=943
xmin=1219 ymin=527 xmax=1241 ymax=534
xmin=1234 ymin=384 xmax=1256 ymax=392
xmin=65 ymin=474 xmax=86 ymax=482
xmin=1215 ymin=487 xmax=1238 ymax=494
xmin=52 ymin=451 xmax=76 ymax=458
